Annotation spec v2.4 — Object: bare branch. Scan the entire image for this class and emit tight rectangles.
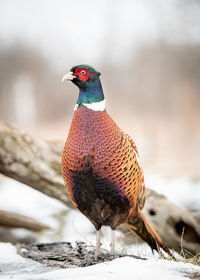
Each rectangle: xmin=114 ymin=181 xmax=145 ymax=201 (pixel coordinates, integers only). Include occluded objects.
xmin=0 ymin=210 xmax=50 ymax=231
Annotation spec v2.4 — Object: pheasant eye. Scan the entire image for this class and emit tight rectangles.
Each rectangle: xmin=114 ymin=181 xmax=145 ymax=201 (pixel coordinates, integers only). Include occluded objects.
xmin=81 ymin=70 xmax=86 ymax=75
xmin=74 ymin=68 xmax=90 ymax=81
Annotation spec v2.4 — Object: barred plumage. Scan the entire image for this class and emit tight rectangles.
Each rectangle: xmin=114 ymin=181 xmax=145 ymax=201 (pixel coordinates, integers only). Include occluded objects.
xmin=62 ymin=106 xmax=145 ymax=231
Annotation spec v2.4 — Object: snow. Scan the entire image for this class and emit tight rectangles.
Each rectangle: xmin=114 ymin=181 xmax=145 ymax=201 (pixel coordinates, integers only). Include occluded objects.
xmin=0 ymin=177 xmax=66 ymax=229
xmin=0 ymin=243 xmax=52 ymax=277
xmin=0 ymin=243 xmax=199 ymax=280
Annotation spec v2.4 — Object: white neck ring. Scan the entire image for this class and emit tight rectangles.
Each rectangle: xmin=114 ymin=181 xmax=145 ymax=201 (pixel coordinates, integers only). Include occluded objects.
xmin=74 ymin=99 xmax=106 ymax=111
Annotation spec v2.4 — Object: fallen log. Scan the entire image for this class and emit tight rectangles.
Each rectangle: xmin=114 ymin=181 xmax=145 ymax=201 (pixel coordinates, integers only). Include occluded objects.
xmin=18 ymin=241 xmax=146 ymax=268
xmin=0 ymin=121 xmax=73 ymax=208
xmin=0 ymin=120 xmax=199 ymax=256
xmin=119 ymin=189 xmax=200 ymax=256
xmin=0 ymin=210 xmax=51 ymax=231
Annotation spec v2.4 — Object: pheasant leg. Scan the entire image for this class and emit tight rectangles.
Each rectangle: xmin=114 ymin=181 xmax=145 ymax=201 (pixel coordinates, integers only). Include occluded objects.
xmin=95 ymin=228 xmax=101 ymax=256
xmin=111 ymin=229 xmax=115 ymax=254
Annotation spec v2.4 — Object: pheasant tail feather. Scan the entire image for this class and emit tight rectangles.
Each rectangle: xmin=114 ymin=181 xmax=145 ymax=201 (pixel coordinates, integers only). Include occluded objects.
xmin=126 ymin=211 xmax=170 ymax=254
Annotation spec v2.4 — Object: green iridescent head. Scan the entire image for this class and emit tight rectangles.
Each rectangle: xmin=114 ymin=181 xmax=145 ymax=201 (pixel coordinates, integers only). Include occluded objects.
xmin=69 ymin=64 xmax=101 ymax=90
xmin=63 ymin=64 xmax=104 ymax=105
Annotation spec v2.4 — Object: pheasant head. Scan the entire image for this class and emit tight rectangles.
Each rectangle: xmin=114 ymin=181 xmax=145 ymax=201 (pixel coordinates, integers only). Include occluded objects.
xmin=62 ymin=64 xmax=105 ymax=110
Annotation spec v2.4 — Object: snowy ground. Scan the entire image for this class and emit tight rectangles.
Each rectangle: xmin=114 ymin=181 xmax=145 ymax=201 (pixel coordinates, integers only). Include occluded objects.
xmin=0 ymin=242 xmax=199 ymax=280
xmin=0 ymin=175 xmax=199 ymax=279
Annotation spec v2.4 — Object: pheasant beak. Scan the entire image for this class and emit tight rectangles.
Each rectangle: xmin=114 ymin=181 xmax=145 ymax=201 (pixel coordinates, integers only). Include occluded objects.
xmin=62 ymin=71 xmax=76 ymax=82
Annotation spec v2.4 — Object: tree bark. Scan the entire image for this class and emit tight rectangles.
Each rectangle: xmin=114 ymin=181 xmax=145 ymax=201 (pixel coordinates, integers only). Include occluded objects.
xmin=0 ymin=120 xmax=199 ymax=256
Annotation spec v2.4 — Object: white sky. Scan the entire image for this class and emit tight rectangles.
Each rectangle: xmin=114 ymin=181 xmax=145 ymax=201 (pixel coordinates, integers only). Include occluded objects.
xmin=0 ymin=0 xmax=200 ymax=69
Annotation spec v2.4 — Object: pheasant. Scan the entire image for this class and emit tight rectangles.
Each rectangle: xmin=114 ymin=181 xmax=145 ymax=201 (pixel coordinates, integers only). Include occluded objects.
xmin=62 ymin=64 xmax=168 ymax=256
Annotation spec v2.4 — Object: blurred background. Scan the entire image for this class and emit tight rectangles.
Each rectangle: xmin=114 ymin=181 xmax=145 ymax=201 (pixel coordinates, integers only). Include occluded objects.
xmin=0 ymin=0 xmax=199 ymax=250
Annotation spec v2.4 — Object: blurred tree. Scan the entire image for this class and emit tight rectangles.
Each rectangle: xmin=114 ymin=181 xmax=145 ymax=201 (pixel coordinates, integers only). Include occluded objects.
xmin=0 ymin=44 xmax=73 ymax=128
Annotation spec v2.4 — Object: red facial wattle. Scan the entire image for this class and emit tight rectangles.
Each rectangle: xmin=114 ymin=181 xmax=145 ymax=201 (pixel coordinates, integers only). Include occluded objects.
xmin=74 ymin=68 xmax=91 ymax=81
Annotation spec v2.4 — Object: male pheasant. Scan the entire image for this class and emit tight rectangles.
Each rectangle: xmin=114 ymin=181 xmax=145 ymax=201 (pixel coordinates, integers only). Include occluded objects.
xmin=62 ymin=65 xmax=168 ymax=256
